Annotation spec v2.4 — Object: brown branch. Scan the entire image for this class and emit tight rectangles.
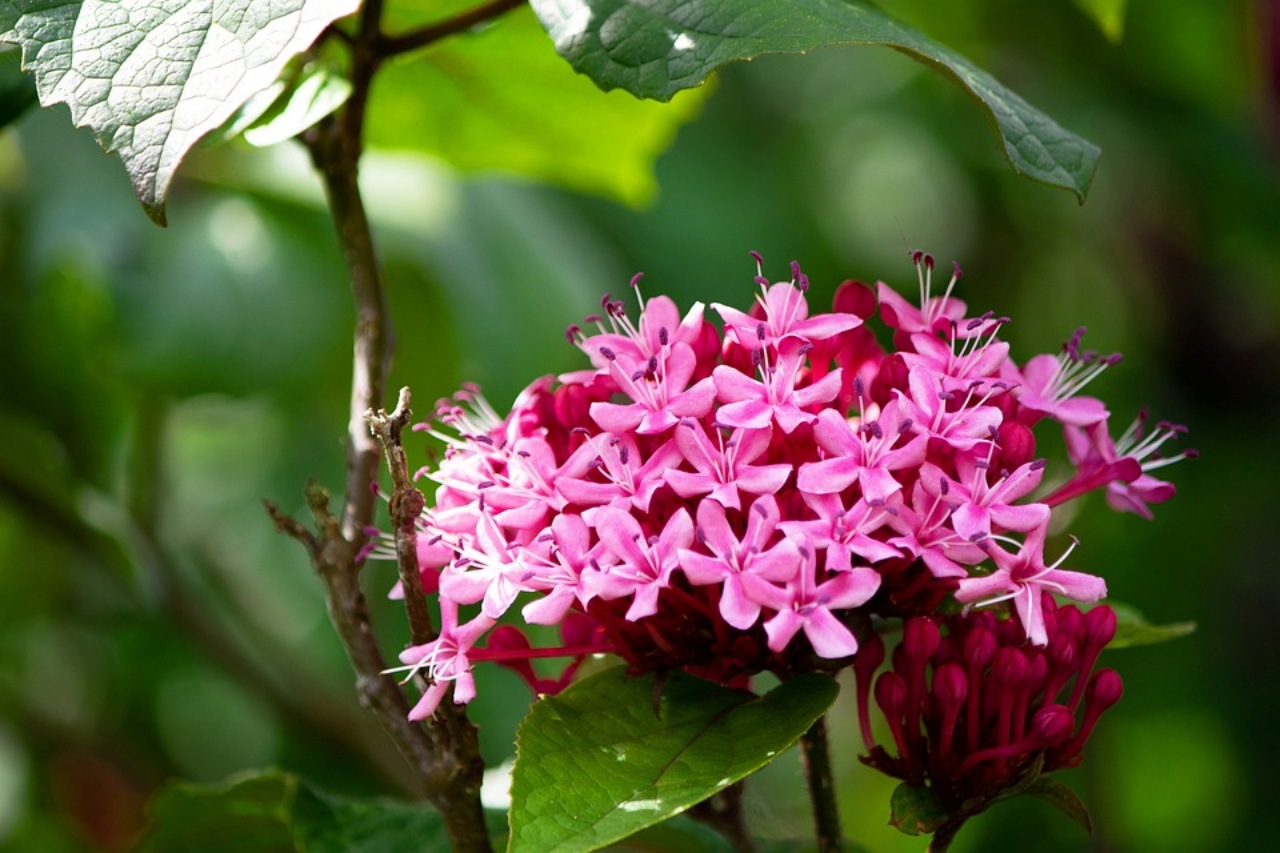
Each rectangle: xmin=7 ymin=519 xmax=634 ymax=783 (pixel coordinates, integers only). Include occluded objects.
xmin=277 ymin=2 xmax=492 ymax=850
xmin=365 ymin=387 xmax=437 ymax=648
xmin=378 ymin=0 xmax=527 ymax=58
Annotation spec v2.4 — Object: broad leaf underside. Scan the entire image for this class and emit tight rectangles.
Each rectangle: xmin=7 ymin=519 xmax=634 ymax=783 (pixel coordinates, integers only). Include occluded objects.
xmin=0 ymin=0 xmax=359 ymax=224
xmin=530 ymin=0 xmax=1100 ymax=200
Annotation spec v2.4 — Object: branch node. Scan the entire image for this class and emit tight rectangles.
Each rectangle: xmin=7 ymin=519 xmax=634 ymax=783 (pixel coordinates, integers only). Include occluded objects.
xmin=264 ymin=500 xmax=320 ymax=558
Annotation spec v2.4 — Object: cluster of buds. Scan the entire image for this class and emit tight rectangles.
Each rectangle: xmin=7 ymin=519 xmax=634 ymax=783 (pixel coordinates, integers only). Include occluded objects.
xmin=373 ymin=251 xmax=1191 ymax=792
xmin=854 ymin=596 xmax=1124 ymax=809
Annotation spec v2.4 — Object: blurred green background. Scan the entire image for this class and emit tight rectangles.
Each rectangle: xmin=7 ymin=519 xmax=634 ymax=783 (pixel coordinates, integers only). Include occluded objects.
xmin=0 ymin=0 xmax=1275 ymax=850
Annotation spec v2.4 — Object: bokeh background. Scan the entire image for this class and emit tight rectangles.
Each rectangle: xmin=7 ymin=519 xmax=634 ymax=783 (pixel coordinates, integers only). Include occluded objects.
xmin=1 ymin=0 xmax=1275 ymax=850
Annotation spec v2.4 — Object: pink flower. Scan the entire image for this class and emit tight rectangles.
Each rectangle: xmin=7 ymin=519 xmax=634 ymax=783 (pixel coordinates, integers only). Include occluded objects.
xmin=745 ymin=545 xmax=881 ymax=658
xmin=393 ymin=601 xmax=494 ymax=720
xmin=1007 ymin=328 xmax=1113 ymax=427
xmin=887 ymin=480 xmax=987 ymax=579
xmin=1051 ymin=411 xmax=1192 ymax=518
xmin=678 ymin=495 xmax=801 ymax=629
xmin=926 ymin=454 xmax=1050 ymax=542
xmin=877 ymin=253 xmax=970 ymax=337
xmin=894 ymin=367 xmax=1003 ymax=451
xmin=955 ymin=523 xmax=1106 ymax=645
xmin=589 ymin=505 xmax=694 ymax=621
xmin=556 ymin=432 xmax=682 ymax=513
xmin=714 ymin=263 xmax=862 ymax=347
xmin=797 ymin=401 xmax=928 ymax=500
xmin=664 ymin=420 xmax=792 ymax=511
xmin=781 ymin=493 xmax=901 ymax=575
xmin=588 ymin=341 xmax=717 ymax=435
xmin=713 ymin=336 xmax=843 ymax=433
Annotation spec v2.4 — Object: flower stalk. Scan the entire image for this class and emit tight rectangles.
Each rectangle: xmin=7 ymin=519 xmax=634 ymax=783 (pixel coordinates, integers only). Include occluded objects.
xmin=799 ymin=713 xmax=843 ymax=853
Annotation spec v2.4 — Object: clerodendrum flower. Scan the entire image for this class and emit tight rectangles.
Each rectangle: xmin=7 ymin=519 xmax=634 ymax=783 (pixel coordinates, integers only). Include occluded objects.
xmin=374 ymin=251 xmax=1192 ymax=760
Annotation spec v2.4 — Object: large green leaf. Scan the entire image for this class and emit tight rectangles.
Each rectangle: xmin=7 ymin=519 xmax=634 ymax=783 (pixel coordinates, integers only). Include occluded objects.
xmin=529 ymin=0 xmax=1100 ymax=201
xmin=0 ymin=0 xmax=359 ymax=224
xmin=368 ymin=5 xmax=705 ymax=206
xmin=137 ymin=768 xmax=457 ymax=853
xmin=507 ymin=667 xmax=839 ymax=853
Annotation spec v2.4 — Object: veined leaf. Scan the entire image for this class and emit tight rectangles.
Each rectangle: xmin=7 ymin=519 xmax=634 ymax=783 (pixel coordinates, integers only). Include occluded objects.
xmin=508 ymin=667 xmax=838 ymax=853
xmin=0 ymin=0 xmax=360 ymax=224
xmin=529 ymin=0 xmax=1101 ymax=201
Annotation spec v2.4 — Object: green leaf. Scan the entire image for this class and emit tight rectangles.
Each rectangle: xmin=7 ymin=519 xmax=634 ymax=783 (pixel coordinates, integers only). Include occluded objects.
xmin=0 ymin=0 xmax=360 ymax=224
xmin=529 ymin=0 xmax=1100 ymax=201
xmin=138 ymin=768 xmax=456 ymax=853
xmin=1102 ymin=601 xmax=1197 ymax=649
xmin=137 ymin=770 xmax=300 ymax=853
xmin=888 ymin=783 xmax=947 ymax=836
xmin=242 ymin=63 xmax=352 ymax=147
xmin=508 ymin=667 xmax=839 ymax=852
xmin=1023 ymin=776 xmax=1093 ymax=834
xmin=1072 ymin=0 xmax=1127 ymax=42
xmin=367 ymin=5 xmax=706 ymax=206
xmin=290 ymin=782 xmax=453 ymax=853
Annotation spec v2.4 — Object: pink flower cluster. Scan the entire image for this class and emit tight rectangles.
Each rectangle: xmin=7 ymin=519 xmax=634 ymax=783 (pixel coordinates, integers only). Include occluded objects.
xmin=383 ymin=253 xmax=1191 ymax=720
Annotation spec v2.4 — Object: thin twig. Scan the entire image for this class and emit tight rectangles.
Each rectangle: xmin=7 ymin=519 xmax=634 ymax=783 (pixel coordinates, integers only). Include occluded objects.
xmin=800 ymin=715 xmax=844 ymax=853
xmin=365 ymin=387 xmax=436 ymax=647
xmin=379 ymin=0 xmax=527 ymax=58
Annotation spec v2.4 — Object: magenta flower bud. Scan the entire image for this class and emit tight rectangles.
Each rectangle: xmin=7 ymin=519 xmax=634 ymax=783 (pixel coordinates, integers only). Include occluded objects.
xmin=855 ymin=633 xmax=886 ymax=752
xmin=1084 ymin=604 xmax=1118 ymax=648
xmin=1024 ymin=652 xmax=1048 ymax=694
xmin=553 ymin=383 xmax=593 ymax=430
xmin=963 ymin=626 xmax=998 ymax=672
xmin=1087 ymin=668 xmax=1125 ymax=711
xmin=854 ymin=632 xmax=886 ymax=681
xmin=933 ymin=661 xmax=968 ymax=708
xmin=875 ymin=671 xmax=908 ymax=717
xmin=932 ymin=661 xmax=968 ymax=763
xmin=991 ymin=646 xmax=1029 ymax=687
xmin=1055 ymin=603 xmax=1083 ymax=644
xmin=997 ymin=421 xmax=1036 ymax=470
xmin=1030 ymin=704 xmax=1074 ymax=747
xmin=903 ymin=617 xmax=941 ymax=664
xmin=832 ymin=279 xmax=877 ymax=319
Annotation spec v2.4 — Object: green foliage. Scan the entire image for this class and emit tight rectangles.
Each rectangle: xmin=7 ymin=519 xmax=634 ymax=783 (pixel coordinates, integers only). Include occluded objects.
xmin=138 ymin=770 xmax=301 ymax=853
xmin=1023 ymin=777 xmax=1093 ymax=835
xmin=0 ymin=0 xmax=360 ymax=223
xmin=368 ymin=5 xmax=706 ymax=206
xmin=138 ymin=769 xmax=459 ymax=853
xmin=887 ymin=784 xmax=947 ymax=836
xmin=1072 ymin=0 xmax=1127 ymax=41
xmin=0 ymin=47 xmax=35 ymax=129
xmin=507 ymin=667 xmax=839 ymax=852
xmin=529 ymin=0 xmax=1101 ymax=201
xmin=1103 ymin=602 xmax=1197 ymax=649
xmin=237 ymin=64 xmax=353 ymax=148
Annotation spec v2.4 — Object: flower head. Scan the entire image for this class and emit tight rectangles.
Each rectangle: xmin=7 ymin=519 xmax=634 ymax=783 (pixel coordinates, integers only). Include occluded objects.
xmin=375 ymin=250 xmax=1189 ymax=723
